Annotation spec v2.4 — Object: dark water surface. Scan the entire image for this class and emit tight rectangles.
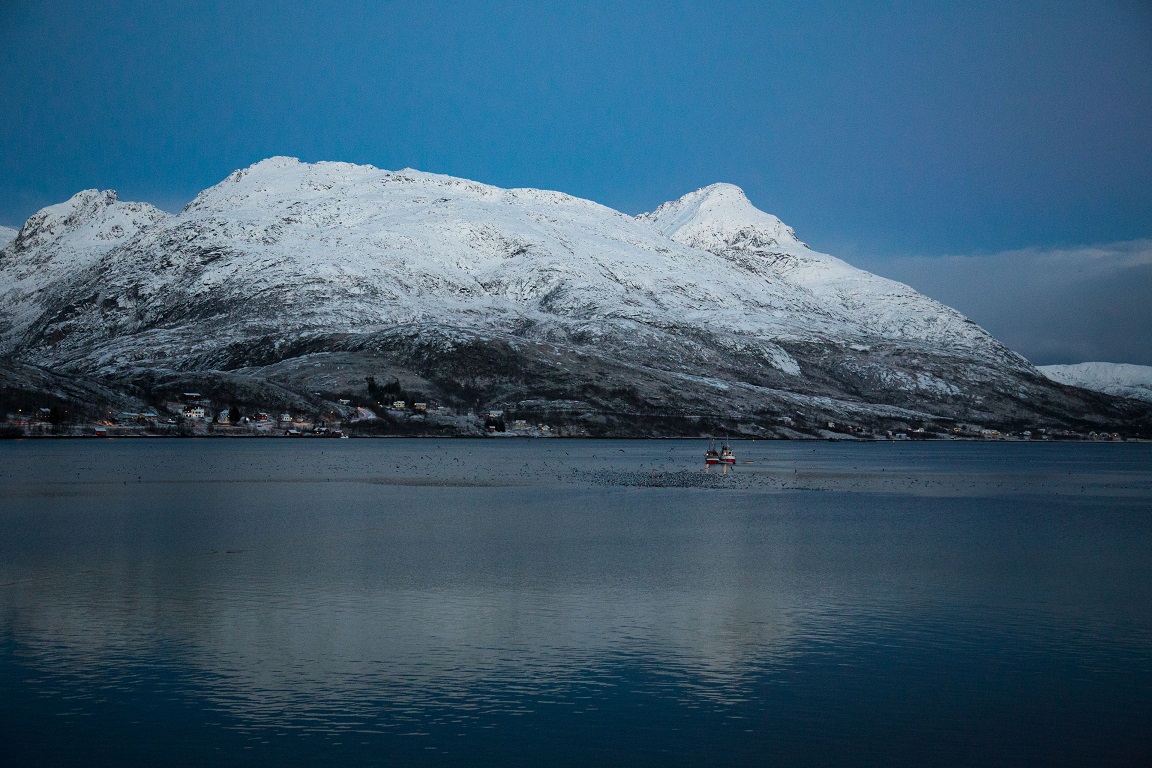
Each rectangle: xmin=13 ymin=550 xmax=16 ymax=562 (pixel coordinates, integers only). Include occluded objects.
xmin=1 ymin=440 xmax=1150 ymax=766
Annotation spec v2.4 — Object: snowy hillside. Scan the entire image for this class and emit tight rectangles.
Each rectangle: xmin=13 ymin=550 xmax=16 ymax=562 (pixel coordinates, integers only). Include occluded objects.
xmin=0 ymin=157 xmax=1141 ymax=433
xmin=1040 ymin=363 xmax=1152 ymax=403
xmin=0 ymin=226 xmax=16 ymax=247
xmin=0 ymin=190 xmax=167 ymax=342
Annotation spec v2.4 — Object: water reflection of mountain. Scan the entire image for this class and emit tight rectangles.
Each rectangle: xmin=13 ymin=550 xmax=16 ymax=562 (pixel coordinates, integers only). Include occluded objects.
xmin=2 ymin=440 xmax=1151 ymax=736
xmin=6 ymin=558 xmax=813 ymax=728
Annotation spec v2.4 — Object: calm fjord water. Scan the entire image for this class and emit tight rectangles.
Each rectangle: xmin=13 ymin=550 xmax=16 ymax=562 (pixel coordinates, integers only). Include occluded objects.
xmin=1 ymin=440 xmax=1150 ymax=767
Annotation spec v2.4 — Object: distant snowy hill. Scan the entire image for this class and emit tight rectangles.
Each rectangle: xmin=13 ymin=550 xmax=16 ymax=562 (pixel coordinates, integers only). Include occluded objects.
xmin=0 ymin=157 xmax=1143 ymax=433
xmin=0 ymin=226 xmax=17 ymax=247
xmin=1040 ymin=363 xmax=1152 ymax=403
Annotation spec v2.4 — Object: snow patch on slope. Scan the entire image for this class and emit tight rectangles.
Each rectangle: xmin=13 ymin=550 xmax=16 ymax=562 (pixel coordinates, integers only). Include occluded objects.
xmin=1039 ymin=362 xmax=1152 ymax=403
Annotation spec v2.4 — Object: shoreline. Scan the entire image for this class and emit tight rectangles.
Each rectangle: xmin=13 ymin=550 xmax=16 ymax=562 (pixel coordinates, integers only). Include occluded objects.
xmin=1 ymin=432 xmax=1145 ymax=443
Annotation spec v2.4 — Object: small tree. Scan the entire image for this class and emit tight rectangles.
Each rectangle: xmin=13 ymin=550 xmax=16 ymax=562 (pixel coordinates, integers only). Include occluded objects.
xmin=229 ymin=402 xmax=243 ymax=424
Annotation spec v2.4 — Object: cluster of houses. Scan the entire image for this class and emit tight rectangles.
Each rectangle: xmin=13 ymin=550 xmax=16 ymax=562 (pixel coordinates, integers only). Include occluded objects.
xmin=2 ymin=407 xmax=70 ymax=435
xmin=65 ymin=392 xmax=469 ymax=437
xmin=483 ymin=409 xmax=554 ymax=435
xmin=386 ymin=400 xmax=431 ymax=412
xmin=785 ymin=418 xmax=1110 ymax=441
xmin=169 ymin=393 xmax=340 ymax=433
xmin=0 ymin=392 xmax=1138 ymax=440
xmin=8 ymin=407 xmax=64 ymax=423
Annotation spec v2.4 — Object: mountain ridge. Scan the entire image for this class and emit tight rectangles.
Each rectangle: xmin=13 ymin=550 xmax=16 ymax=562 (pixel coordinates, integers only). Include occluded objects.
xmin=1 ymin=158 xmax=1145 ymax=435
xmin=1040 ymin=362 xmax=1152 ymax=404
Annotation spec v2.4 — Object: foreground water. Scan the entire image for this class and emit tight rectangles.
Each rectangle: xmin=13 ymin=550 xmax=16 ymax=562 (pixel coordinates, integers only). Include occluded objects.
xmin=1 ymin=439 xmax=1149 ymax=766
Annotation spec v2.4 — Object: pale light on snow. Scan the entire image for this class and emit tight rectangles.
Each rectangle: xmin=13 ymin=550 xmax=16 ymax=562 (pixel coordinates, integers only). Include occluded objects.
xmin=1040 ymin=363 xmax=1152 ymax=403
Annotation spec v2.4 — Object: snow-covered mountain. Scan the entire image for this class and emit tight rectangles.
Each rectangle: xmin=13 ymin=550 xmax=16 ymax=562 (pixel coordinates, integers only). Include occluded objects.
xmin=0 ymin=158 xmax=1142 ymax=433
xmin=0 ymin=226 xmax=17 ymax=247
xmin=0 ymin=190 xmax=168 ymax=339
xmin=1040 ymin=363 xmax=1152 ymax=404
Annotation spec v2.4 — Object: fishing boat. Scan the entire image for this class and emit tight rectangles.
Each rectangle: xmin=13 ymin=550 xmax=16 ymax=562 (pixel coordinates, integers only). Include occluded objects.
xmin=720 ymin=439 xmax=736 ymax=465
xmin=705 ymin=440 xmax=722 ymax=467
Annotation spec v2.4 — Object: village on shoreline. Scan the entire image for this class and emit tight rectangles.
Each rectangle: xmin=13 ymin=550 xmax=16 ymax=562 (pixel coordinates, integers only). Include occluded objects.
xmin=1 ymin=391 xmax=1142 ymax=442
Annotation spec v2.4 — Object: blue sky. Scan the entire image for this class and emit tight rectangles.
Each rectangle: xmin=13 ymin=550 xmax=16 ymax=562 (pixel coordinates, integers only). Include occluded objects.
xmin=2 ymin=1 xmax=1151 ymax=362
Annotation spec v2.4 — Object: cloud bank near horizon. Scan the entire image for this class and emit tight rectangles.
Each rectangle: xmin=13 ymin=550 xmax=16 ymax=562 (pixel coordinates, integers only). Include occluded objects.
xmin=860 ymin=241 xmax=1152 ymax=367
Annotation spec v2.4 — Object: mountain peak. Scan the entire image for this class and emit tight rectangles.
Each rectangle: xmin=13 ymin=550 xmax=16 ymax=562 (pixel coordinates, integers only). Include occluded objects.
xmin=184 ymin=156 xmax=394 ymax=213
xmin=12 ymin=189 xmax=125 ymax=247
xmin=689 ymin=182 xmax=753 ymax=202
xmin=250 ymin=155 xmax=303 ymax=170
xmin=48 ymin=189 xmax=120 ymax=219
xmin=219 ymin=156 xmax=307 ymax=187
xmin=638 ymin=184 xmax=803 ymax=253
xmin=3 ymin=187 xmax=166 ymax=273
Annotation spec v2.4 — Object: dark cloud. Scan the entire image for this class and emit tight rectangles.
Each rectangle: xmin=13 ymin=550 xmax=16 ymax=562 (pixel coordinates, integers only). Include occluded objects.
xmin=860 ymin=241 xmax=1152 ymax=366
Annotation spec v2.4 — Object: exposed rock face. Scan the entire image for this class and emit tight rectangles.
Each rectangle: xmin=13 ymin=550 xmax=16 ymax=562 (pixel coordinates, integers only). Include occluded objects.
xmin=0 ymin=158 xmax=1144 ymax=433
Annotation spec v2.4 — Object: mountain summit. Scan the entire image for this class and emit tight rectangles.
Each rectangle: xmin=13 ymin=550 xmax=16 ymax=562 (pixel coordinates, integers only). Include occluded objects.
xmin=0 ymin=158 xmax=1141 ymax=434
xmin=640 ymin=183 xmax=804 ymax=252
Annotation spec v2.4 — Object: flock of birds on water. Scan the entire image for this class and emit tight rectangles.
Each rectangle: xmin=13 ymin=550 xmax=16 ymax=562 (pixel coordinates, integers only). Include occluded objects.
xmin=20 ymin=441 xmax=1136 ymax=498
